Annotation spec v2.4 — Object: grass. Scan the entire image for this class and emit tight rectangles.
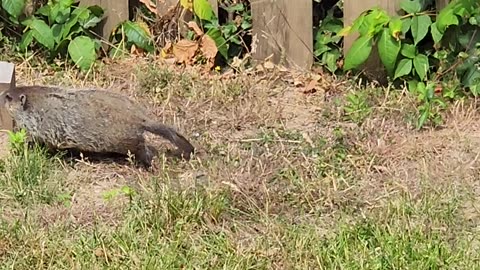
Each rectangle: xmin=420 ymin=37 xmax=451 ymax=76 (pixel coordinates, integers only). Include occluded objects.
xmin=1 ymin=57 xmax=480 ymax=269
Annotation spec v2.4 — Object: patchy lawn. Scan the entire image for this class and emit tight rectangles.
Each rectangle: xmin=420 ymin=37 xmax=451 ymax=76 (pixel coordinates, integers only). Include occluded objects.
xmin=1 ymin=56 xmax=480 ymax=269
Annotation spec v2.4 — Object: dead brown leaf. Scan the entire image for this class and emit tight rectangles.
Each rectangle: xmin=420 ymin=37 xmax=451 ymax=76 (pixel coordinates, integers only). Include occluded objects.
xmin=302 ymin=79 xmax=319 ymax=94
xmin=187 ymin=21 xmax=204 ymax=37
xmin=139 ymin=0 xmax=157 ymax=14
xmin=200 ymin=35 xmax=218 ymax=59
xmin=173 ymin=39 xmax=199 ymax=64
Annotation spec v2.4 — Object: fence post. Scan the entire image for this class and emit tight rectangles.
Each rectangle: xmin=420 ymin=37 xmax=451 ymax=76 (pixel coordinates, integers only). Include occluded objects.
xmin=343 ymin=0 xmax=402 ymax=83
xmin=0 ymin=61 xmax=15 ymax=131
xmin=251 ymin=0 xmax=313 ymax=70
xmin=436 ymin=0 xmax=450 ymax=10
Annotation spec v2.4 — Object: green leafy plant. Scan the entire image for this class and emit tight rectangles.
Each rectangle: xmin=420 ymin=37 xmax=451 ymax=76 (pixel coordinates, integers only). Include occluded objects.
xmin=181 ymin=0 xmax=252 ymax=61
xmin=339 ymin=0 xmax=480 ymax=129
xmin=313 ymin=4 xmax=343 ymax=73
xmin=1 ymin=0 xmax=104 ymax=71
xmin=109 ymin=19 xmax=155 ymax=58
xmin=343 ymin=90 xmax=372 ymax=124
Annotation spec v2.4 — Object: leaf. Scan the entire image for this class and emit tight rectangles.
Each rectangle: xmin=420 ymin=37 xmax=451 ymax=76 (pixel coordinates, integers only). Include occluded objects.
xmin=19 ymin=30 xmax=33 ymax=51
xmin=193 ymin=0 xmax=215 ymax=21
xmin=200 ymin=34 xmax=217 ymax=59
xmin=187 ymin=21 xmax=204 ymax=36
xmin=388 ymin=17 xmax=403 ymax=39
xmin=81 ymin=14 xmax=102 ymax=28
xmin=436 ymin=7 xmax=459 ymax=33
xmin=2 ymin=0 xmax=25 ymax=22
xmin=25 ymin=18 xmax=54 ymax=50
xmin=122 ymin=21 xmax=154 ymax=53
xmin=417 ymin=108 xmax=429 ymax=129
xmin=55 ymin=7 xmax=71 ymax=24
xmin=378 ymin=27 xmax=401 ymax=76
xmin=322 ymin=50 xmax=340 ymax=73
xmin=172 ymin=39 xmax=198 ymax=64
xmin=206 ymin=28 xmax=228 ymax=59
xmin=343 ymin=35 xmax=373 ymax=71
xmin=180 ymin=0 xmax=193 ymax=10
xmin=400 ymin=0 xmax=422 ymax=13
xmin=411 ymin=14 xmax=432 ymax=45
xmin=394 ymin=58 xmax=413 ymax=80
xmin=51 ymin=23 xmax=64 ymax=44
xmin=401 ymin=17 xmax=412 ymax=35
xmin=413 ymin=53 xmax=429 ymax=81
xmin=401 ymin=43 xmax=416 ymax=58
xmin=336 ymin=25 xmax=352 ymax=37
xmin=430 ymin=22 xmax=443 ymax=44
xmin=68 ymin=36 xmax=97 ymax=71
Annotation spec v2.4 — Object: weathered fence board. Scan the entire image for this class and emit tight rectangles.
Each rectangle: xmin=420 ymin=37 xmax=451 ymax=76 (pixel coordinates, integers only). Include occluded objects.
xmin=436 ymin=0 xmax=450 ymax=10
xmin=251 ymin=0 xmax=313 ymax=70
xmin=0 ymin=61 xmax=15 ymax=130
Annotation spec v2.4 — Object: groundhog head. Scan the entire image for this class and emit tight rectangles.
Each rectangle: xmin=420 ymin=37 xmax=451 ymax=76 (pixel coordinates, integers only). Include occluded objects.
xmin=3 ymin=92 xmax=27 ymax=116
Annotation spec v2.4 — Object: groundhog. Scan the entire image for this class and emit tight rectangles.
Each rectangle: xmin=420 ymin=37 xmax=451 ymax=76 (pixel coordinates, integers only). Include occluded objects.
xmin=0 ymin=85 xmax=195 ymax=167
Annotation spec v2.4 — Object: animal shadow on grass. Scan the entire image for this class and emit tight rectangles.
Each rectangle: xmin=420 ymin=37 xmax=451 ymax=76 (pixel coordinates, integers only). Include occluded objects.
xmin=28 ymin=141 xmax=185 ymax=169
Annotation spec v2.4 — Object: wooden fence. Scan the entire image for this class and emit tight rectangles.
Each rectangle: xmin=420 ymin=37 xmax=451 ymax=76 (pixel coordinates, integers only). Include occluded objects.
xmin=79 ymin=0 xmax=452 ymax=74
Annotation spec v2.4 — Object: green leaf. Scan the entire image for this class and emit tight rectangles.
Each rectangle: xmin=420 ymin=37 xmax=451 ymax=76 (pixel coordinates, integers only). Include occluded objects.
xmin=411 ymin=14 xmax=432 ymax=45
xmin=206 ymin=28 xmax=228 ymax=59
xmin=2 ymin=0 xmax=26 ymax=23
xmin=413 ymin=53 xmax=429 ymax=81
xmin=58 ymin=0 xmax=74 ymax=8
xmin=388 ymin=17 xmax=403 ymax=37
xmin=25 ymin=18 xmax=55 ymax=50
xmin=19 ymin=30 xmax=33 ymax=51
xmin=51 ymin=23 xmax=64 ymax=44
xmin=193 ymin=0 xmax=215 ymax=21
xmin=343 ymin=35 xmax=373 ymax=71
xmin=322 ymin=50 xmax=340 ymax=73
xmin=122 ymin=21 xmax=154 ymax=53
xmin=400 ymin=43 xmax=416 ymax=58
xmin=81 ymin=15 xmax=102 ymax=28
xmin=401 ymin=17 xmax=412 ymax=34
xmin=87 ymin=5 xmax=104 ymax=17
xmin=400 ymin=0 xmax=422 ymax=13
xmin=378 ymin=27 xmax=401 ymax=76
xmin=436 ymin=7 xmax=459 ymax=33
xmin=394 ymin=58 xmax=413 ymax=80
xmin=417 ymin=108 xmax=429 ymax=129
xmin=68 ymin=36 xmax=97 ymax=71
xmin=430 ymin=22 xmax=443 ymax=44
xmin=314 ymin=43 xmax=331 ymax=57
xmin=54 ymin=7 xmax=71 ymax=24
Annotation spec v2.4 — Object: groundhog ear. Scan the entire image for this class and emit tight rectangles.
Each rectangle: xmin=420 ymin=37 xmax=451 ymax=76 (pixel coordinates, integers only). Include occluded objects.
xmin=19 ymin=94 xmax=27 ymax=107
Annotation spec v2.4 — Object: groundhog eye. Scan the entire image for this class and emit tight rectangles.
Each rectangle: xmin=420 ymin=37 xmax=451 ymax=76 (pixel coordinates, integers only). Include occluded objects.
xmin=4 ymin=93 xmax=12 ymax=102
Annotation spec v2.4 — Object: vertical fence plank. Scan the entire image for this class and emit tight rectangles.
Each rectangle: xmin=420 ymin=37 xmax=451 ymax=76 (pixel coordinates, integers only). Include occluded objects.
xmin=251 ymin=0 xmax=313 ymax=70
xmin=0 ymin=61 xmax=15 ymax=131
xmin=208 ymin=0 xmax=218 ymax=17
xmin=436 ymin=0 xmax=450 ymax=10
xmin=343 ymin=0 xmax=402 ymax=83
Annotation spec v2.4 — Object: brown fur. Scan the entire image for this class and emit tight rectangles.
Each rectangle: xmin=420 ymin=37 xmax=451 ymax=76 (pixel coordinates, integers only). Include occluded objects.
xmin=0 ymin=85 xmax=195 ymax=167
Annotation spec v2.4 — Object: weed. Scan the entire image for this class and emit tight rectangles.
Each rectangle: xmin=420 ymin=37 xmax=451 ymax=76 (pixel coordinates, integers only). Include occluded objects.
xmin=343 ymin=90 xmax=372 ymax=124
xmin=0 ymin=130 xmax=63 ymax=205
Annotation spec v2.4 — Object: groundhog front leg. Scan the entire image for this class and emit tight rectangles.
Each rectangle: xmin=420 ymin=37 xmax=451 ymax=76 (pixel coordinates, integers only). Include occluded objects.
xmin=134 ymin=143 xmax=156 ymax=168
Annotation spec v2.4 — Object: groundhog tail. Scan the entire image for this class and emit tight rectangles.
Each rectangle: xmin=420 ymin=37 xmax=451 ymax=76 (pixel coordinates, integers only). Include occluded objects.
xmin=144 ymin=123 xmax=195 ymax=159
